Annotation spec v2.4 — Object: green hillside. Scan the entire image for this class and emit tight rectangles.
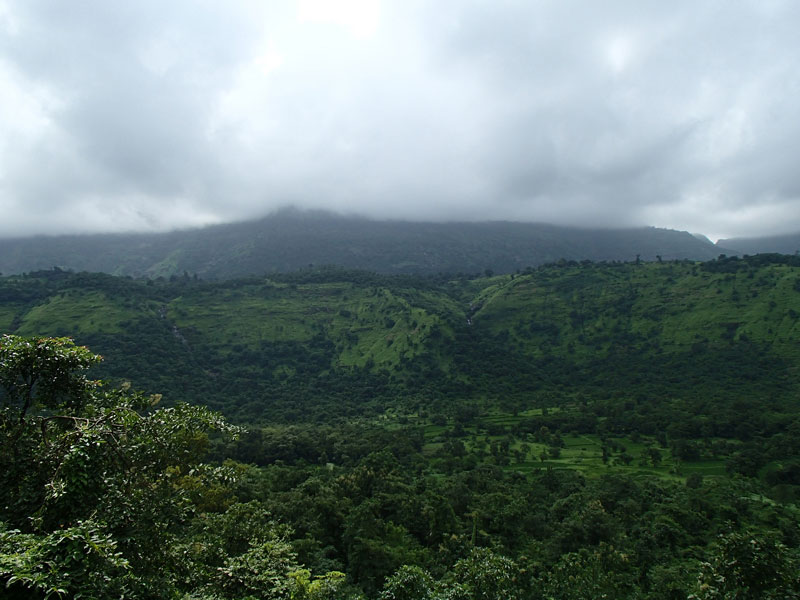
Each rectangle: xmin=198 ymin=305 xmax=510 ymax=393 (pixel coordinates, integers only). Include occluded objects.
xmin=0 ymin=268 xmax=465 ymax=419
xmin=4 ymin=256 xmax=800 ymax=598
xmin=474 ymin=257 xmax=800 ymax=360
xmin=2 ymin=254 xmax=799 ymax=427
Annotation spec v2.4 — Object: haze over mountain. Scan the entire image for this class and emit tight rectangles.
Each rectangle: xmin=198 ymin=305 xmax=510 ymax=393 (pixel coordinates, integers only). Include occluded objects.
xmin=718 ymin=232 xmax=800 ymax=257
xmin=0 ymin=210 xmax=728 ymax=278
xmin=1 ymin=2 xmax=799 ymax=241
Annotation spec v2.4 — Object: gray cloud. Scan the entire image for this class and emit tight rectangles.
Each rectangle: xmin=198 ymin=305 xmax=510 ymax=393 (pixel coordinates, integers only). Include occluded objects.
xmin=1 ymin=0 xmax=799 ymax=240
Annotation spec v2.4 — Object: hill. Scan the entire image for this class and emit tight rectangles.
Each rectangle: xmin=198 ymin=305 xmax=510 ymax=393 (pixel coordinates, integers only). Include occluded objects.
xmin=718 ymin=231 xmax=800 ymax=256
xmin=4 ymin=256 xmax=800 ymax=597
xmin=2 ymin=254 xmax=799 ymax=426
xmin=0 ymin=209 xmax=727 ymax=278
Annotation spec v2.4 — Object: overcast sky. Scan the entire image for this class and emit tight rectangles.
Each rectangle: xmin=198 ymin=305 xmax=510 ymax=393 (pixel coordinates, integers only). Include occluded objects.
xmin=1 ymin=0 xmax=799 ymax=241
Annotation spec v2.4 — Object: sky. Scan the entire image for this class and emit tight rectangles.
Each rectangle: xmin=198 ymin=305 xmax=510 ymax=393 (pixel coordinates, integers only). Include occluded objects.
xmin=1 ymin=0 xmax=799 ymax=242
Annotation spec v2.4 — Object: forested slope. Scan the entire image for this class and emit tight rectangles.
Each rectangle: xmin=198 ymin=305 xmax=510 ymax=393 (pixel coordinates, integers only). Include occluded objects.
xmin=3 ymin=255 xmax=800 ymax=598
xmin=2 ymin=255 xmax=799 ymax=423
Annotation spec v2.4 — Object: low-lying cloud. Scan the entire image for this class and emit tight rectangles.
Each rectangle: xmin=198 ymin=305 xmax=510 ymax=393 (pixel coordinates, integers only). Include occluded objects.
xmin=1 ymin=0 xmax=799 ymax=241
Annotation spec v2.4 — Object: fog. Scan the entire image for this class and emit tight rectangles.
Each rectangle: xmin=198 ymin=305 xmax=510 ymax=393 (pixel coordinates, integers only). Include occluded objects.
xmin=1 ymin=0 xmax=799 ymax=241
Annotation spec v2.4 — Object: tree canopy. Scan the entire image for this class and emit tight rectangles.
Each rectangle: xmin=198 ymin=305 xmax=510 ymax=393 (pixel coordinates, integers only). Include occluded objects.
xmin=0 ymin=335 xmax=348 ymax=598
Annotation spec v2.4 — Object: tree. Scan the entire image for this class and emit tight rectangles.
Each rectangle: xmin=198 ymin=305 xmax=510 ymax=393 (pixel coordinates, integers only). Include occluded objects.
xmin=644 ymin=447 xmax=662 ymax=467
xmin=538 ymin=543 xmax=637 ymax=600
xmin=2 ymin=336 xmax=350 ymax=598
xmin=0 ymin=335 xmax=101 ymax=422
xmin=381 ymin=548 xmax=523 ymax=600
xmin=380 ymin=565 xmax=435 ymax=600
xmin=213 ymin=538 xmax=299 ymax=599
xmin=0 ymin=336 xmax=262 ymax=598
xmin=446 ymin=547 xmax=522 ymax=600
xmin=689 ymin=531 xmax=800 ymax=599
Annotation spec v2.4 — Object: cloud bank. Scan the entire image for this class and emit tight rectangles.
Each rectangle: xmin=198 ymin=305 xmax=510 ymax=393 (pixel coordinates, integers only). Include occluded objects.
xmin=1 ymin=0 xmax=799 ymax=240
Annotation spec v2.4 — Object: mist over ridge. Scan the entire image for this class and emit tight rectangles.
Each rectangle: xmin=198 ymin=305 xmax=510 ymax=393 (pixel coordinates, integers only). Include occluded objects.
xmin=0 ymin=209 xmax=734 ymax=279
xmin=2 ymin=2 xmax=800 ymax=241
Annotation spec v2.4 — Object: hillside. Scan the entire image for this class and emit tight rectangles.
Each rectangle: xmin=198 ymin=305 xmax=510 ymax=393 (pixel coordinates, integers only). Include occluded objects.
xmin=4 ymin=255 xmax=800 ymax=597
xmin=718 ymin=231 xmax=800 ymax=256
xmin=2 ymin=254 xmax=799 ymax=425
xmin=0 ymin=209 xmax=727 ymax=278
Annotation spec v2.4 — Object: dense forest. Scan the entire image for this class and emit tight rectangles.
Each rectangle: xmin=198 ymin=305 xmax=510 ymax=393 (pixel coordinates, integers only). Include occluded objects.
xmin=2 ymin=254 xmax=800 ymax=598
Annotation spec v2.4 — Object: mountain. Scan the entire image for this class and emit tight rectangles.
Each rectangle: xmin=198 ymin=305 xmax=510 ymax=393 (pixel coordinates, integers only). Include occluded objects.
xmin=0 ymin=209 xmax=727 ymax=278
xmin=718 ymin=231 xmax=800 ymax=256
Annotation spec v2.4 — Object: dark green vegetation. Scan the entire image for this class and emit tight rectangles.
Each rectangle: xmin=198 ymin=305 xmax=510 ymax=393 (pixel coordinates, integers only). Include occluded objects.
xmin=0 ymin=209 xmax=727 ymax=278
xmin=1 ymin=336 xmax=350 ymax=598
xmin=3 ymin=254 xmax=800 ymax=598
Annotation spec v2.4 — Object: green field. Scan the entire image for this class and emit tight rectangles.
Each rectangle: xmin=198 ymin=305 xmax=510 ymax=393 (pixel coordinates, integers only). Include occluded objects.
xmin=419 ymin=409 xmax=728 ymax=483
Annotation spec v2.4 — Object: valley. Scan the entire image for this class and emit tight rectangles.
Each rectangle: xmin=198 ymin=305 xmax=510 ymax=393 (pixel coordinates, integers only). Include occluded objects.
xmin=2 ymin=254 xmax=800 ymax=598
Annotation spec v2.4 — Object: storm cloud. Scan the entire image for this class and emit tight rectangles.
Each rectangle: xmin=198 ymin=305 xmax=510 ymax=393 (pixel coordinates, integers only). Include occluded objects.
xmin=1 ymin=0 xmax=799 ymax=240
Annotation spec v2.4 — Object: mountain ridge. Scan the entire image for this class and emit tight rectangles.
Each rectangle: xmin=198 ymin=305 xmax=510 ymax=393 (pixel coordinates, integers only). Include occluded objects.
xmin=0 ymin=209 xmax=729 ymax=278
xmin=718 ymin=231 xmax=800 ymax=256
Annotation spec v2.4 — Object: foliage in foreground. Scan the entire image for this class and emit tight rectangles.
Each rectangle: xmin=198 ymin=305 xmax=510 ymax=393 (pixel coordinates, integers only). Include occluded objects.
xmin=0 ymin=335 xmax=347 ymax=598
xmin=2 ymin=335 xmax=800 ymax=599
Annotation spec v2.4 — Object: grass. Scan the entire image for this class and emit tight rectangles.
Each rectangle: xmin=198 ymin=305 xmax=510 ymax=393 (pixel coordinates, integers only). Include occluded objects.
xmin=168 ymin=281 xmax=458 ymax=369
xmin=16 ymin=291 xmax=134 ymax=336
xmin=0 ymin=305 xmax=20 ymax=331
xmin=472 ymin=262 xmax=800 ymax=362
xmin=419 ymin=408 xmax=727 ymax=483
xmin=146 ymin=249 xmax=185 ymax=278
